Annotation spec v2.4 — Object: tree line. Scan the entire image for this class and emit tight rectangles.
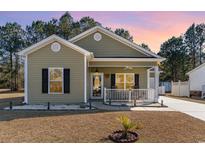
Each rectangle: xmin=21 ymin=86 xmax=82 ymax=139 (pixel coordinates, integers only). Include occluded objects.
xmin=0 ymin=12 xmax=136 ymax=91
xmin=158 ymin=23 xmax=205 ymax=82
xmin=1 ymin=12 xmax=204 ymax=90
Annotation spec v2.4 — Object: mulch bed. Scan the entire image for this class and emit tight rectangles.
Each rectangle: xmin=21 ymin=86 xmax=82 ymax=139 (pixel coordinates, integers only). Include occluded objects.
xmin=0 ymin=110 xmax=205 ymax=143
xmin=109 ymin=130 xmax=139 ymax=143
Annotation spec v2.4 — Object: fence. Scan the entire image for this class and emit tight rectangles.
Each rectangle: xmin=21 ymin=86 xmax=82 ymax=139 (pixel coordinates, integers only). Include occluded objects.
xmin=160 ymin=81 xmax=171 ymax=92
xmin=104 ymin=88 xmax=155 ymax=103
xmin=158 ymin=86 xmax=165 ymax=95
xmin=202 ymin=85 xmax=205 ymax=98
xmin=171 ymin=80 xmax=189 ymax=97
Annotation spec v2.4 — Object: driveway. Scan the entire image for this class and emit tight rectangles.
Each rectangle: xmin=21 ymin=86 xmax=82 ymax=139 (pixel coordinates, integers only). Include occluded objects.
xmin=159 ymin=96 xmax=205 ymax=121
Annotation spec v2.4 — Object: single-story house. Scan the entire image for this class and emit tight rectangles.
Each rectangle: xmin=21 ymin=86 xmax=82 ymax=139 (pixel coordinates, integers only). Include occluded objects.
xmin=18 ymin=26 xmax=165 ymax=104
xmin=187 ymin=63 xmax=205 ymax=97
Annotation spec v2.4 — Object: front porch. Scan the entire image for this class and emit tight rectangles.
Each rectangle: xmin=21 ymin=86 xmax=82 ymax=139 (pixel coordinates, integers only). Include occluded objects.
xmin=104 ymin=88 xmax=155 ymax=105
xmin=88 ymin=61 xmax=160 ymax=104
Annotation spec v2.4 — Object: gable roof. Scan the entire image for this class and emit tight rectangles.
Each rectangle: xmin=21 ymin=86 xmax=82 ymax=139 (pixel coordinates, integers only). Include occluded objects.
xmin=18 ymin=35 xmax=93 ymax=57
xmin=69 ymin=26 xmax=162 ymax=58
xmin=186 ymin=63 xmax=205 ymax=75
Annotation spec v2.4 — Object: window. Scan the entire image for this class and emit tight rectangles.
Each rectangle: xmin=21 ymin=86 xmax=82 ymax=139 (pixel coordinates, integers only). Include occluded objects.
xmin=49 ymin=68 xmax=63 ymax=94
xmin=116 ymin=73 xmax=134 ymax=89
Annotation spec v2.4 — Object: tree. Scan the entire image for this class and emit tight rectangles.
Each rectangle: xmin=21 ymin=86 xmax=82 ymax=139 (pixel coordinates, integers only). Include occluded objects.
xmin=195 ymin=23 xmax=205 ymax=65
xmin=79 ymin=16 xmax=101 ymax=31
xmin=114 ymin=28 xmax=133 ymax=42
xmin=184 ymin=24 xmax=198 ymax=69
xmin=26 ymin=20 xmax=47 ymax=45
xmin=140 ymin=43 xmax=151 ymax=51
xmin=0 ymin=23 xmax=26 ymax=90
xmin=158 ymin=36 xmax=189 ymax=81
xmin=58 ymin=12 xmax=74 ymax=40
xmin=44 ymin=18 xmax=59 ymax=36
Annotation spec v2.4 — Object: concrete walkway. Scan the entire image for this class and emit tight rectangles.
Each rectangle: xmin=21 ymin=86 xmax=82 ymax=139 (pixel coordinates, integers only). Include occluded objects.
xmin=91 ymin=101 xmax=173 ymax=111
xmin=159 ymin=96 xmax=205 ymax=121
xmin=4 ymin=104 xmax=94 ymax=110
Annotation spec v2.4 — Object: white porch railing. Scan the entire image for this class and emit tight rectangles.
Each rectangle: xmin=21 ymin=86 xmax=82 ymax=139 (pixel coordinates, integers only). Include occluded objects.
xmin=104 ymin=88 xmax=155 ymax=103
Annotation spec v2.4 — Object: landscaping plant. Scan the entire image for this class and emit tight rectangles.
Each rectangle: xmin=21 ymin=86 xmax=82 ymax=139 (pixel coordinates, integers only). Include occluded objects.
xmin=118 ymin=115 xmax=142 ymax=138
xmin=109 ymin=115 xmax=143 ymax=143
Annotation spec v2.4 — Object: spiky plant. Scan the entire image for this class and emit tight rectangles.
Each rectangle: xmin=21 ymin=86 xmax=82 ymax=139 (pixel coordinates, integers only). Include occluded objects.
xmin=118 ymin=115 xmax=142 ymax=139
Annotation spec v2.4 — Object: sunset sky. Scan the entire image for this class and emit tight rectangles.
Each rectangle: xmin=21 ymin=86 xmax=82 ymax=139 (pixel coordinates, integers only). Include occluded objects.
xmin=0 ymin=11 xmax=205 ymax=52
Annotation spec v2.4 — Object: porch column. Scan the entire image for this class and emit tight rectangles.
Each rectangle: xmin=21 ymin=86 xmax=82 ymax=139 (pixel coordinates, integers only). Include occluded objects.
xmin=154 ymin=66 xmax=159 ymax=102
xmin=147 ymin=69 xmax=150 ymax=89
xmin=84 ymin=55 xmax=87 ymax=103
xmin=24 ymin=55 xmax=28 ymax=104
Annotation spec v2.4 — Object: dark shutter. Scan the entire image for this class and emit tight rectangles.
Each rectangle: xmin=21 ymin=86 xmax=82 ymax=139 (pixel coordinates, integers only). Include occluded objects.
xmin=64 ymin=68 xmax=70 ymax=93
xmin=111 ymin=74 xmax=116 ymax=89
xmin=42 ymin=69 xmax=48 ymax=93
xmin=134 ymin=74 xmax=139 ymax=89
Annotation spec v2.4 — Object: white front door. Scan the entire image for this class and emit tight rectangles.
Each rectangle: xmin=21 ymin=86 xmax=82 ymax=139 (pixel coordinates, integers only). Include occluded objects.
xmin=91 ymin=73 xmax=104 ymax=99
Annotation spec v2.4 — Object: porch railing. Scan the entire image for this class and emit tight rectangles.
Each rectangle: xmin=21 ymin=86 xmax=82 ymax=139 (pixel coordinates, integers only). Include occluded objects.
xmin=104 ymin=88 xmax=155 ymax=103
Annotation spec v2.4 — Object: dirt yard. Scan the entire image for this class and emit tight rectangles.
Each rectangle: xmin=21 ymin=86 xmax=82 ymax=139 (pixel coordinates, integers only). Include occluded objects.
xmin=1 ymin=92 xmax=205 ymax=143
xmin=0 ymin=110 xmax=205 ymax=143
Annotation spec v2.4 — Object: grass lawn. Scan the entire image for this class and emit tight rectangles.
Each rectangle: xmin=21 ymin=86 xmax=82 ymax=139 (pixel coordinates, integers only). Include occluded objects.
xmin=0 ymin=110 xmax=205 ymax=143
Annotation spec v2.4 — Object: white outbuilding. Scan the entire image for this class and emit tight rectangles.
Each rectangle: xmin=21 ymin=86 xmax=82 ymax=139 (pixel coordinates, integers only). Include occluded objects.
xmin=187 ymin=63 xmax=205 ymax=98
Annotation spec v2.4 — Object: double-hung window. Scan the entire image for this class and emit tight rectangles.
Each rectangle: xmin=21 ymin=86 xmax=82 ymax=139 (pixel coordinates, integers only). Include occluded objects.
xmin=116 ymin=73 xmax=135 ymax=89
xmin=49 ymin=68 xmax=63 ymax=94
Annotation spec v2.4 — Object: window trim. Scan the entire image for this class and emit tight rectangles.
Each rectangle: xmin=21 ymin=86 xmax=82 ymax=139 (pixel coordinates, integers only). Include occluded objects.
xmin=48 ymin=67 xmax=64 ymax=94
xmin=115 ymin=73 xmax=135 ymax=90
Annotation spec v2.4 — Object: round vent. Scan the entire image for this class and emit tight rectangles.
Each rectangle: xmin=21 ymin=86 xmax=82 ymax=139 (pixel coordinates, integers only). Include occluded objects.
xmin=93 ymin=33 xmax=102 ymax=41
xmin=51 ymin=42 xmax=61 ymax=53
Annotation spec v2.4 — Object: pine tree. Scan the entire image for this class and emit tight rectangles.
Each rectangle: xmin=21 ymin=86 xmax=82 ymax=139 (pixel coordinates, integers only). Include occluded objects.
xmin=158 ymin=36 xmax=189 ymax=81
xmin=0 ymin=23 xmax=26 ymax=90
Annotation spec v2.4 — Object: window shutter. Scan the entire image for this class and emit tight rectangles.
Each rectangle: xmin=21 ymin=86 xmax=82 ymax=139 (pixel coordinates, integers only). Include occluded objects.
xmin=134 ymin=74 xmax=139 ymax=89
xmin=64 ymin=68 xmax=70 ymax=93
xmin=111 ymin=74 xmax=116 ymax=89
xmin=42 ymin=69 xmax=48 ymax=93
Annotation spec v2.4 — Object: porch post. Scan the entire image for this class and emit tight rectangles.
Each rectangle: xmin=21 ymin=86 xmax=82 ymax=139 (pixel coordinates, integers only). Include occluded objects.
xmin=104 ymin=88 xmax=106 ymax=103
xmin=147 ymin=69 xmax=150 ymax=89
xmin=24 ymin=55 xmax=28 ymax=104
xmin=84 ymin=55 xmax=87 ymax=103
xmin=154 ymin=66 xmax=159 ymax=102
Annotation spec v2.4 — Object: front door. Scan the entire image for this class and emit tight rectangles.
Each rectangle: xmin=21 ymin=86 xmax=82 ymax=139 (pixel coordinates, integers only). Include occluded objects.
xmin=91 ymin=73 xmax=104 ymax=99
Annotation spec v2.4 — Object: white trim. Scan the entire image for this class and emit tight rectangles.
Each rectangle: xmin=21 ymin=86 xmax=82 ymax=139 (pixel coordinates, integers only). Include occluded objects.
xmin=186 ymin=63 xmax=205 ymax=75
xmin=84 ymin=56 xmax=87 ymax=103
xmin=89 ymin=65 xmax=155 ymax=68
xmin=90 ymin=72 xmax=104 ymax=99
xmin=18 ymin=35 xmax=92 ymax=57
xmin=90 ymin=58 xmax=165 ymax=62
xmin=48 ymin=67 xmax=64 ymax=94
xmin=24 ymin=56 xmax=28 ymax=104
xmin=69 ymin=26 xmax=162 ymax=58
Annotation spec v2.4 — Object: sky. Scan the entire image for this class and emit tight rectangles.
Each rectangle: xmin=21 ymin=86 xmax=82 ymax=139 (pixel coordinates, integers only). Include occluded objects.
xmin=0 ymin=11 xmax=205 ymax=52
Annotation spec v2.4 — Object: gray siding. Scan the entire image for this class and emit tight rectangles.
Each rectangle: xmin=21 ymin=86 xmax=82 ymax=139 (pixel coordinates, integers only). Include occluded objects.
xmin=27 ymin=42 xmax=84 ymax=104
xmin=75 ymin=31 xmax=151 ymax=58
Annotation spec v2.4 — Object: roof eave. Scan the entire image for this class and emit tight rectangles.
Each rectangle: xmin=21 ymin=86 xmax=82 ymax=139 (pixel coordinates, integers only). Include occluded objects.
xmin=18 ymin=34 xmax=92 ymax=57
